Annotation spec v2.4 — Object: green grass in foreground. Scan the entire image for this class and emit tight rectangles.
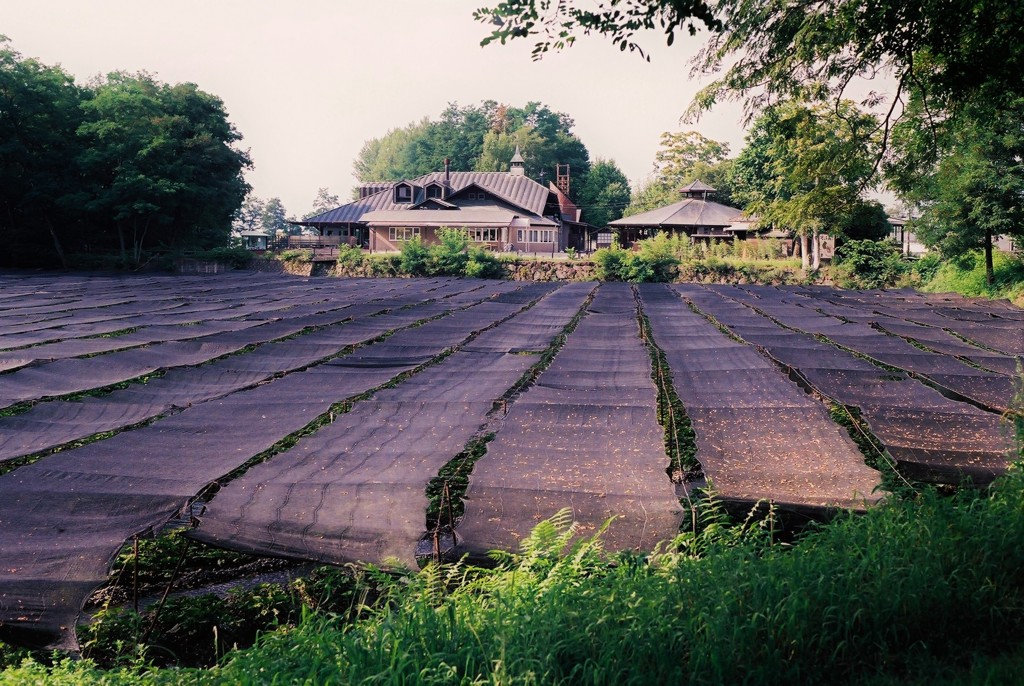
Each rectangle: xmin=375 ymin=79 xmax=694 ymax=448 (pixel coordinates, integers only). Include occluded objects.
xmin=4 ymin=460 xmax=1024 ymax=685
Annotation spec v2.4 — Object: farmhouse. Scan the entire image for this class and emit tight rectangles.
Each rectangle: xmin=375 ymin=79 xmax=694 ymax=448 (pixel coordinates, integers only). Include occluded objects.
xmin=294 ymin=149 xmax=590 ymax=253
xmin=607 ymin=180 xmax=759 ymax=246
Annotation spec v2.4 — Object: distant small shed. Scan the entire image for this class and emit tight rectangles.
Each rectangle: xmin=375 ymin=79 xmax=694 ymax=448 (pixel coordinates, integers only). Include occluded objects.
xmin=240 ymin=231 xmax=269 ymax=251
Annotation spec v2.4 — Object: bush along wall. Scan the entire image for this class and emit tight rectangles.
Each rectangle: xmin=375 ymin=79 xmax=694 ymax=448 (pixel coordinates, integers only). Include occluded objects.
xmin=328 ymin=232 xmax=815 ymax=284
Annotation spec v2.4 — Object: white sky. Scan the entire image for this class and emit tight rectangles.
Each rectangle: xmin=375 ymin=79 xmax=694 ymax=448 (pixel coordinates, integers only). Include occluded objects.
xmin=4 ymin=1 xmax=758 ymax=216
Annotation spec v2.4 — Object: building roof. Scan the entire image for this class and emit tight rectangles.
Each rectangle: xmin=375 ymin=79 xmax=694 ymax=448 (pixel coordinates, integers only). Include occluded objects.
xmin=680 ymin=179 xmax=717 ymax=194
xmin=295 ymin=170 xmax=554 ymax=226
xmin=608 ymin=196 xmax=751 ymax=230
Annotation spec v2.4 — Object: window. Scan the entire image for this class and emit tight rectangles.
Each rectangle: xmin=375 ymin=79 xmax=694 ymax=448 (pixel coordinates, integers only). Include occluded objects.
xmin=426 ymin=184 xmax=442 ymax=199
xmin=517 ymin=229 xmax=553 ymax=243
xmin=389 ymin=226 xmax=420 ymax=241
xmin=467 ymin=228 xmax=500 ymax=242
xmin=395 ymin=185 xmax=412 ymax=202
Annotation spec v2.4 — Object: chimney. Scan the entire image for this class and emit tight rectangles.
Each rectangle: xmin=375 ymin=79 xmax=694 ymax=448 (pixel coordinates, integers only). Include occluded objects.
xmin=444 ymin=157 xmax=451 ymax=198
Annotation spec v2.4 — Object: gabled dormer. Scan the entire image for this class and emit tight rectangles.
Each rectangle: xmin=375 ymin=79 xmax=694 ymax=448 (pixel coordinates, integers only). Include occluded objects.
xmin=449 ymin=182 xmax=492 ymax=204
xmin=425 ymin=181 xmax=446 ymax=200
xmin=394 ymin=182 xmax=414 ymax=204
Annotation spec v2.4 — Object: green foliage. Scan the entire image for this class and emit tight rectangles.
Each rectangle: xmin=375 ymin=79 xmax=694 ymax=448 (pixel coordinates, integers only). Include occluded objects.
xmin=892 ymin=94 xmax=1024 ymax=285
xmin=398 ymin=236 xmax=429 ymax=276
xmin=30 ymin=471 xmax=1024 ymax=684
xmin=592 ymin=236 xmax=800 ymax=283
xmin=732 ymin=102 xmax=880 ymax=237
xmin=354 ymin=100 xmax=592 ymax=201
xmin=334 ymin=243 xmax=364 ymax=268
xmin=575 ymin=158 xmax=630 ymax=227
xmin=77 ymin=72 xmax=251 ymax=266
xmin=464 ymin=246 xmax=504 ymax=279
xmin=0 ymin=38 xmax=251 ymax=269
xmin=593 ymin=243 xmax=660 ymax=282
xmin=476 ymin=1 xmax=1024 ymax=142
xmin=397 ymin=228 xmax=503 ymax=279
xmin=425 ymin=227 xmax=470 ymax=276
xmin=911 ymin=252 xmax=944 ymax=284
xmin=838 ymin=201 xmax=892 ymax=241
xmin=192 ymin=246 xmax=253 ymax=269
xmin=625 ymin=132 xmax=737 ymax=216
xmin=921 ymin=250 xmax=1024 ymax=304
xmin=831 ymin=240 xmax=910 ymax=289
xmin=258 ymin=197 xmax=292 ymax=236
xmin=277 ymin=249 xmax=311 ymax=263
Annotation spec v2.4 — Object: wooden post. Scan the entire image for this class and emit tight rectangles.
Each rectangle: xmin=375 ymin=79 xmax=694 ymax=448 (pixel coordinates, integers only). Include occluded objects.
xmin=132 ymin=535 xmax=139 ymax=614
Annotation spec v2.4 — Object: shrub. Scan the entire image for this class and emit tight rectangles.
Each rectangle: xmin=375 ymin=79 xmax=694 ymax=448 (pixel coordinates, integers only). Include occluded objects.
xmin=637 ymin=233 xmax=683 ymax=280
xmin=465 ymin=246 xmax=505 ymax=279
xmin=194 ymin=246 xmax=254 ymax=269
xmin=279 ymin=249 xmax=312 ymax=263
xmin=398 ymin=236 xmax=430 ymax=276
xmin=335 ymin=244 xmax=364 ymax=268
xmin=425 ymin=227 xmax=470 ymax=276
xmin=592 ymin=243 xmax=629 ymax=281
xmin=832 ymin=239 xmax=909 ymax=289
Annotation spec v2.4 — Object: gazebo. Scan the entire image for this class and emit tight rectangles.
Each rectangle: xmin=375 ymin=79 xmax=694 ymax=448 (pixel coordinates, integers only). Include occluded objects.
xmin=608 ymin=180 xmax=756 ymax=246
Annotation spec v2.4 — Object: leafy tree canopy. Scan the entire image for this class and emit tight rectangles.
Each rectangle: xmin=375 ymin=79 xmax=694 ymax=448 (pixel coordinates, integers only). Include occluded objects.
xmin=353 ymin=100 xmax=591 ymax=201
xmin=575 ymin=158 xmax=631 ymax=227
xmin=624 ymin=130 xmax=735 ymax=216
xmin=305 ymin=187 xmax=340 ymax=220
xmin=731 ymin=101 xmax=879 ymax=236
xmin=475 ymin=0 xmax=1024 ymax=126
xmin=894 ymin=94 xmax=1024 ymax=282
xmin=0 ymin=36 xmax=85 ymax=267
xmin=0 ymin=38 xmax=251 ymax=268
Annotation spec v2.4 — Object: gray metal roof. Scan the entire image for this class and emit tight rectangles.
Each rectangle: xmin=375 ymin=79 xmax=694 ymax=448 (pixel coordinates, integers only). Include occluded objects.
xmin=609 ymin=197 xmax=751 ymax=230
xmin=680 ymin=179 xmax=717 ymax=194
xmin=295 ymin=170 xmax=553 ymax=226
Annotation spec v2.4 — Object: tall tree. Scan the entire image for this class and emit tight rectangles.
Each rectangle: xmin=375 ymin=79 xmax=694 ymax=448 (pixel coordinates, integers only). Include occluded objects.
xmin=476 ymin=1 xmax=1024 ymax=129
xmin=353 ymin=100 xmax=591 ymax=199
xmin=731 ymin=101 xmax=880 ymax=270
xmin=624 ymin=130 xmax=733 ymax=215
xmin=575 ymin=159 xmax=630 ymax=227
xmin=77 ymin=72 xmax=250 ymax=265
xmin=261 ymin=197 xmax=291 ymax=236
xmin=892 ymin=95 xmax=1024 ymax=284
xmin=233 ymin=194 xmax=265 ymax=233
xmin=305 ymin=187 xmax=339 ymax=220
xmin=0 ymin=37 xmax=85 ymax=267
xmin=653 ymin=131 xmax=729 ymax=185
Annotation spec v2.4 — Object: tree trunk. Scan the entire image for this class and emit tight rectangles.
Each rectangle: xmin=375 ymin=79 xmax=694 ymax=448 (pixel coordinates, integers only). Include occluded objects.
xmin=811 ymin=231 xmax=821 ymax=271
xmin=799 ymin=233 xmax=810 ymax=271
xmin=984 ymin=226 xmax=994 ymax=285
xmin=45 ymin=217 xmax=68 ymax=270
xmin=117 ymin=220 xmax=128 ymax=267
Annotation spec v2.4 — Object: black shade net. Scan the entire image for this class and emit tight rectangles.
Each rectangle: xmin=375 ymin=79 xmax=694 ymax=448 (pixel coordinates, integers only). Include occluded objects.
xmin=457 ymin=283 xmax=683 ymax=559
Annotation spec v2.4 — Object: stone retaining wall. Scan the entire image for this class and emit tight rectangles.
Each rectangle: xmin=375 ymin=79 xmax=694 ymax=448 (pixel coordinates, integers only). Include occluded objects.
xmin=238 ymin=256 xmax=815 ymax=286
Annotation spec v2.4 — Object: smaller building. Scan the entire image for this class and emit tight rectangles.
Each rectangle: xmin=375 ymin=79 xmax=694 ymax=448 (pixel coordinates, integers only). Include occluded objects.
xmin=607 ymin=180 xmax=757 ymax=246
xmin=239 ymin=231 xmax=269 ymax=251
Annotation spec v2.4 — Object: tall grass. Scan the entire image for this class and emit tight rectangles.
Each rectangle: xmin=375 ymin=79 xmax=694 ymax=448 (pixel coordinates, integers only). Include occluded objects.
xmin=206 ymin=477 xmax=1024 ymax=684
xmin=920 ymin=250 xmax=1024 ymax=306
xmin=10 ymin=460 xmax=1024 ymax=685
